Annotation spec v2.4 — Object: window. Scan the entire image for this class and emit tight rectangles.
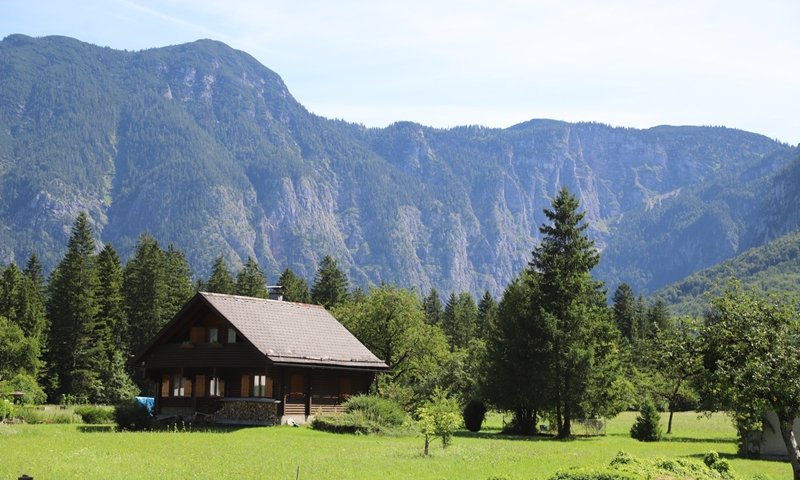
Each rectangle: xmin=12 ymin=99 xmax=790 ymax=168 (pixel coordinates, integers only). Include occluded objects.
xmin=208 ymin=327 xmax=218 ymax=343
xmin=253 ymin=375 xmax=273 ymax=397
xmin=227 ymin=329 xmax=236 ymax=344
xmin=290 ymin=374 xmax=305 ymax=395
xmin=172 ymin=373 xmax=184 ymax=397
xmin=209 ymin=377 xmax=225 ymax=397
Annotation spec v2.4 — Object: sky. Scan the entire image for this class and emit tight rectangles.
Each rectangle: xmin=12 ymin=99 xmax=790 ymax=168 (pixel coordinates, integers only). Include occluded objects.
xmin=2 ymin=0 xmax=799 ymax=144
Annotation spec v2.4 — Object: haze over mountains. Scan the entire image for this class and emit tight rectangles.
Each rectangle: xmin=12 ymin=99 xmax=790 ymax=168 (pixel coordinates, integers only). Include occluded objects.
xmin=1 ymin=34 xmax=798 ymax=298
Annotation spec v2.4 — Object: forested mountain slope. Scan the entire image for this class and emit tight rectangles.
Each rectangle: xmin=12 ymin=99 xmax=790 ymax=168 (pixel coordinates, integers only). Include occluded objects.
xmin=0 ymin=34 xmax=794 ymax=295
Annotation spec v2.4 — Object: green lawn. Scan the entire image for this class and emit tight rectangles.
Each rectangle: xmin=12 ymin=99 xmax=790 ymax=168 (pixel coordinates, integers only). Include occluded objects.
xmin=0 ymin=411 xmax=791 ymax=479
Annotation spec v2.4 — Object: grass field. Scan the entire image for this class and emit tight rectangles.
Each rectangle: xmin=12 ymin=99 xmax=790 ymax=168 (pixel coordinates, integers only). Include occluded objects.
xmin=0 ymin=411 xmax=791 ymax=479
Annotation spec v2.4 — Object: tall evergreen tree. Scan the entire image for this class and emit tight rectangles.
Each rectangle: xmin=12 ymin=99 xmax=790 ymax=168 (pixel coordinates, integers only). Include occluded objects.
xmin=441 ymin=292 xmax=478 ymax=349
xmin=94 ymin=244 xmax=137 ymax=402
xmin=206 ymin=256 xmax=235 ymax=294
xmin=645 ymin=299 xmax=670 ymax=337
xmin=162 ymin=244 xmax=194 ymax=315
xmin=476 ymin=290 xmax=498 ymax=339
xmin=236 ymin=256 xmax=268 ymax=298
xmin=24 ymin=254 xmax=45 ymax=300
xmin=528 ymin=187 xmax=622 ymax=437
xmin=123 ymin=234 xmax=164 ymax=356
xmin=46 ymin=212 xmax=99 ymax=400
xmin=278 ymin=268 xmax=311 ymax=303
xmin=310 ymin=255 xmax=349 ymax=309
xmin=612 ymin=283 xmax=637 ymax=342
xmin=422 ymin=288 xmax=443 ymax=326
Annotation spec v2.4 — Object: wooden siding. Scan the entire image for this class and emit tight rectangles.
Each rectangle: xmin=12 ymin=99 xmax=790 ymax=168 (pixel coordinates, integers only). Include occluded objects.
xmin=145 ymin=343 xmax=267 ymax=369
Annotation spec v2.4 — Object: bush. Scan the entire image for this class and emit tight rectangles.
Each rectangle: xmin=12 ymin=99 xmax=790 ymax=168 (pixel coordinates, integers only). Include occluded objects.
xmin=0 ymin=373 xmax=46 ymax=405
xmin=114 ymin=400 xmax=154 ymax=431
xmin=0 ymin=399 xmax=15 ymax=420
xmin=343 ymin=395 xmax=407 ymax=427
xmin=550 ymin=451 xmax=736 ymax=480
xmin=630 ymin=399 xmax=662 ymax=442
xmin=75 ymin=405 xmax=115 ymax=424
xmin=703 ymin=451 xmax=732 ymax=475
xmin=311 ymin=411 xmax=376 ymax=434
xmin=463 ymin=399 xmax=487 ymax=432
xmin=417 ymin=388 xmax=462 ymax=452
xmin=15 ymin=406 xmax=81 ymax=424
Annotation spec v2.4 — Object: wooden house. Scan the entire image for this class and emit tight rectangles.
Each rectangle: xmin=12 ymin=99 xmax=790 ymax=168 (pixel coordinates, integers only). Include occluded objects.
xmin=131 ymin=292 xmax=388 ymax=425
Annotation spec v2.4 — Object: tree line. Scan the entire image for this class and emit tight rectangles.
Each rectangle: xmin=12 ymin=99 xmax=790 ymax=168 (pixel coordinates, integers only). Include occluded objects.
xmin=3 ymin=190 xmax=800 ymax=477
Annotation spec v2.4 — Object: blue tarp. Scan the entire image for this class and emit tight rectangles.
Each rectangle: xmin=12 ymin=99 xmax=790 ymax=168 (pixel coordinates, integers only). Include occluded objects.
xmin=135 ymin=396 xmax=155 ymax=415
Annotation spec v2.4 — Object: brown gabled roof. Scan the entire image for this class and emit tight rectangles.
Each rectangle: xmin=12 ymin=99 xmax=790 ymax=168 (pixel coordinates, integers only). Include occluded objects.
xmin=199 ymin=292 xmax=387 ymax=370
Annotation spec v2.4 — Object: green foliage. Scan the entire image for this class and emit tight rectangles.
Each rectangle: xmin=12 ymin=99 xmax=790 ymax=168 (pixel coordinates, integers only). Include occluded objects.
xmin=0 ymin=316 xmax=40 ymax=379
xmin=333 ymin=285 xmax=450 ymax=408
xmin=422 ymin=288 xmax=443 ymax=326
xmin=74 ymin=405 xmax=115 ymax=424
xmin=206 ymin=256 xmax=236 ymax=294
xmin=476 ymin=291 xmax=497 ymax=339
xmin=114 ymin=400 xmax=154 ymax=431
xmin=235 ymin=256 xmax=268 ymax=298
xmin=278 ymin=268 xmax=311 ymax=303
xmin=312 ymin=395 xmax=408 ymax=435
xmin=442 ymin=292 xmax=478 ymax=349
xmin=463 ymin=399 xmax=487 ymax=432
xmin=343 ymin=395 xmax=407 ymax=427
xmin=0 ymin=373 xmax=46 ymax=405
xmin=417 ymin=388 xmax=462 ymax=451
xmin=701 ymin=283 xmax=800 ymax=473
xmin=550 ymin=450 xmax=735 ymax=480
xmin=630 ymin=399 xmax=662 ymax=442
xmin=311 ymin=256 xmax=349 ymax=309
xmin=0 ymin=399 xmax=15 ymax=420
xmin=14 ymin=405 xmax=81 ymax=424
xmin=704 ymin=451 xmax=732 ymax=475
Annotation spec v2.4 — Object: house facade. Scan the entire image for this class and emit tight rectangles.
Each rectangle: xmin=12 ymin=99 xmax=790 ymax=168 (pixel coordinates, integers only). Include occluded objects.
xmin=131 ymin=292 xmax=388 ymax=425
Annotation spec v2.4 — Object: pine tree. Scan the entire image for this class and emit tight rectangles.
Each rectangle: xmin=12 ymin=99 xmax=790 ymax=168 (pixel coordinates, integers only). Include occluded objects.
xmin=123 ymin=234 xmax=165 ymax=356
xmin=630 ymin=398 xmax=663 ymax=442
xmin=46 ymin=212 xmax=99 ymax=400
xmin=528 ymin=187 xmax=621 ymax=437
xmin=422 ymin=288 xmax=443 ymax=326
xmin=206 ymin=256 xmax=235 ymax=294
xmin=236 ymin=256 xmax=268 ymax=298
xmin=310 ymin=256 xmax=349 ymax=309
xmin=278 ymin=268 xmax=311 ymax=303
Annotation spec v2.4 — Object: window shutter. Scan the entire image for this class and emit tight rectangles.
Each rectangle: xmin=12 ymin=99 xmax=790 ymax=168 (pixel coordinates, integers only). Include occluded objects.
xmin=241 ymin=375 xmax=250 ymax=397
xmin=190 ymin=327 xmax=205 ymax=344
xmin=183 ymin=378 xmax=192 ymax=397
xmin=161 ymin=373 xmax=170 ymax=397
xmin=266 ymin=377 xmax=274 ymax=398
xmin=195 ymin=375 xmax=206 ymax=397
xmin=219 ymin=379 xmax=225 ymax=397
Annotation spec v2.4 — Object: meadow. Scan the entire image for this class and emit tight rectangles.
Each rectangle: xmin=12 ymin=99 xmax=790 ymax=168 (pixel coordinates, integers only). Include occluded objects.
xmin=0 ymin=411 xmax=790 ymax=479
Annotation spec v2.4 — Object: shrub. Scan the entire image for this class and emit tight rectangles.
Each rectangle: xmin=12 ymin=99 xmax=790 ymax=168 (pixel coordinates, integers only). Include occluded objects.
xmin=703 ymin=451 xmax=732 ymax=475
xmin=15 ymin=406 xmax=80 ymax=424
xmin=114 ymin=400 xmax=154 ymax=431
xmin=550 ymin=451 xmax=736 ymax=480
xmin=0 ymin=373 xmax=46 ymax=405
xmin=630 ymin=399 xmax=662 ymax=442
xmin=343 ymin=395 xmax=407 ymax=427
xmin=463 ymin=399 xmax=487 ymax=432
xmin=0 ymin=399 xmax=15 ymax=420
xmin=75 ymin=405 xmax=115 ymax=424
xmin=311 ymin=411 xmax=376 ymax=434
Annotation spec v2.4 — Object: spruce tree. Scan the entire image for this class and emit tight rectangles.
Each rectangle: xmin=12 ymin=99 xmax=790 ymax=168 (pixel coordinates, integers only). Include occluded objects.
xmin=476 ymin=290 xmax=497 ymax=339
xmin=236 ymin=256 xmax=268 ymax=298
xmin=46 ymin=212 xmax=99 ymax=400
xmin=528 ymin=187 xmax=621 ymax=437
xmin=206 ymin=256 xmax=235 ymax=294
xmin=441 ymin=292 xmax=478 ymax=350
xmin=162 ymin=244 xmax=194 ymax=315
xmin=277 ymin=268 xmax=311 ymax=303
xmin=310 ymin=256 xmax=349 ymax=309
xmin=612 ymin=283 xmax=637 ymax=342
xmin=422 ymin=288 xmax=443 ymax=326
xmin=123 ymin=234 xmax=164 ymax=356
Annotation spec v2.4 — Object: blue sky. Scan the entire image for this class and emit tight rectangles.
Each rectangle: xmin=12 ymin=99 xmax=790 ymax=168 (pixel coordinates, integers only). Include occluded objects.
xmin=2 ymin=0 xmax=799 ymax=144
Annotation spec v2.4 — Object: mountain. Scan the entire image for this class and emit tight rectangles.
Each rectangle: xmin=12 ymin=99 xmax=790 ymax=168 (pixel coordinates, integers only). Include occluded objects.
xmin=654 ymin=229 xmax=800 ymax=316
xmin=0 ymin=34 xmax=795 ymax=296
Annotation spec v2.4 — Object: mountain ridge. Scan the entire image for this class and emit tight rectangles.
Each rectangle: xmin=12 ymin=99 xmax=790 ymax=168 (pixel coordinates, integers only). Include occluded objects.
xmin=0 ymin=34 xmax=795 ymax=296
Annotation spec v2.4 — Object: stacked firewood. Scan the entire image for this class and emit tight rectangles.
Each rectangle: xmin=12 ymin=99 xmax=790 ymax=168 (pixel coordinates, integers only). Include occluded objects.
xmin=214 ymin=401 xmax=278 ymax=424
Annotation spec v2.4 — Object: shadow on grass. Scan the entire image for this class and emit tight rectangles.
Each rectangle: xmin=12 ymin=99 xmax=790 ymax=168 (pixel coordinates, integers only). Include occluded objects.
xmin=687 ymin=451 xmax=790 ymax=465
xmin=455 ymin=430 xmax=596 ymax=442
xmin=661 ymin=436 xmax=737 ymax=444
xmin=78 ymin=424 xmax=263 ymax=434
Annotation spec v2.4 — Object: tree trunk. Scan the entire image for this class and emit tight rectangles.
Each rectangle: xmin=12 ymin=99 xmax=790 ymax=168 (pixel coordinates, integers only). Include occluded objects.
xmin=424 ymin=433 xmax=430 ymax=456
xmin=559 ymin=403 xmax=571 ymax=438
xmin=778 ymin=418 xmax=800 ymax=480
xmin=668 ymin=409 xmax=675 ymax=435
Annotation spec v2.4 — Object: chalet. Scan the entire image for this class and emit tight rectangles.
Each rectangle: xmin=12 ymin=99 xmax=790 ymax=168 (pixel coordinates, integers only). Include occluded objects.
xmin=131 ymin=292 xmax=388 ymax=425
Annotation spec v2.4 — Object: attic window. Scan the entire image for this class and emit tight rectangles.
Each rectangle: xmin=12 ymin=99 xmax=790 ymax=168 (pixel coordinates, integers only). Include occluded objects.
xmin=208 ymin=328 xmax=218 ymax=343
xmin=227 ymin=329 xmax=236 ymax=344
